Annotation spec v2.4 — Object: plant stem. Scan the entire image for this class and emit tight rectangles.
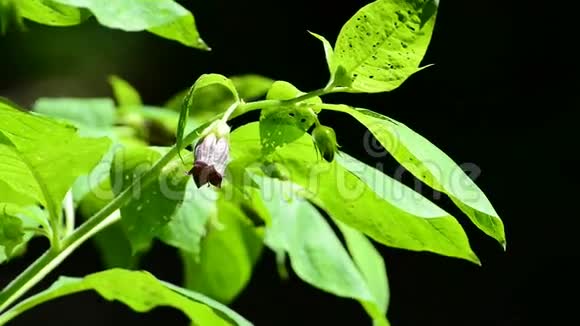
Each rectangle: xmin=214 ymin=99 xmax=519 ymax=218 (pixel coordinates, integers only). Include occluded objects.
xmin=0 ymin=210 xmax=121 ymax=317
xmin=220 ymin=101 xmax=240 ymax=122
xmin=0 ymin=85 xmax=333 ymax=318
xmin=63 ymin=190 xmax=75 ymax=236
xmin=0 ymin=125 xmax=203 ymax=315
xmin=236 ymin=85 xmax=336 ymax=114
xmin=284 ymin=86 xmax=335 ymax=104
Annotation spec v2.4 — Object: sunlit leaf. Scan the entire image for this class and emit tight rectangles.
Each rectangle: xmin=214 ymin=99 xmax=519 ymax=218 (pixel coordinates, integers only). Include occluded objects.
xmin=260 ymin=81 xmax=321 ymax=154
xmin=0 ymin=101 xmax=111 ymax=220
xmin=162 ymin=281 xmax=254 ymax=326
xmin=165 ymin=74 xmax=273 ymax=112
xmin=32 ymin=97 xmax=120 ymax=207
xmin=334 ymin=0 xmax=438 ymax=92
xmin=0 ymin=204 xmax=48 ymax=264
xmin=157 ymin=182 xmax=215 ymax=258
xmin=230 ymin=74 xmax=274 ymax=100
xmin=252 ymin=174 xmax=388 ymax=323
xmin=108 ymin=75 xmax=142 ymax=107
xmin=337 ymin=221 xmax=390 ymax=325
xmin=254 ymin=175 xmax=373 ymax=300
xmin=309 ymin=31 xmax=337 ymax=81
xmin=33 ymin=97 xmax=116 ymax=132
xmin=0 ymin=204 xmax=26 ymax=257
xmin=51 ymin=0 xmax=209 ymax=49
xmin=229 ymin=123 xmax=479 ymax=264
xmin=176 ymin=74 xmax=239 ymax=152
xmin=325 ymin=105 xmax=506 ymax=247
xmin=139 ymin=106 xmax=183 ymax=133
xmin=181 ymin=197 xmax=263 ymax=304
xmin=18 ymin=0 xmax=90 ymax=26
xmin=0 ymin=269 xmax=239 ymax=325
xmin=71 ymin=144 xmax=117 ymax=208
xmin=110 ymin=144 xmax=189 ymax=253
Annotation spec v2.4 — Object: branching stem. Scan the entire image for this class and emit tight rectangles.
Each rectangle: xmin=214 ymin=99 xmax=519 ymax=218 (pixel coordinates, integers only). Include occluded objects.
xmin=0 ymin=85 xmax=337 ymax=321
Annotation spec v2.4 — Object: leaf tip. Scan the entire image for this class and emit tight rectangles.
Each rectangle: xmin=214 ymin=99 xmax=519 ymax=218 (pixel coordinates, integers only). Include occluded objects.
xmin=417 ymin=63 xmax=435 ymax=72
xmin=307 ymin=30 xmax=325 ymax=42
xmin=195 ymin=37 xmax=211 ymax=51
xmin=500 ymin=239 xmax=507 ymax=251
xmin=467 ymin=251 xmax=481 ymax=266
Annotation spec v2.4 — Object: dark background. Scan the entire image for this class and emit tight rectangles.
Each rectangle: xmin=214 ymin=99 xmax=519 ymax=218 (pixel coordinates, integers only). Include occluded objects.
xmin=0 ymin=0 xmax=578 ymax=325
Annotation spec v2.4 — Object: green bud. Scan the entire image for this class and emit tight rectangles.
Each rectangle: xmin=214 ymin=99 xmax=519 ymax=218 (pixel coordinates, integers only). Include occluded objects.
xmin=312 ymin=125 xmax=339 ymax=162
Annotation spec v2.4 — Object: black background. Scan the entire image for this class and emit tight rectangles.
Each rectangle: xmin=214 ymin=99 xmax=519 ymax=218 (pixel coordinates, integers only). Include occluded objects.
xmin=0 ymin=0 xmax=578 ymax=325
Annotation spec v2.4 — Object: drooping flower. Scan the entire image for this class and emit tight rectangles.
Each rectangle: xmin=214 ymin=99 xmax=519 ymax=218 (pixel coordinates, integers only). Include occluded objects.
xmin=312 ymin=124 xmax=339 ymax=162
xmin=187 ymin=121 xmax=230 ymax=188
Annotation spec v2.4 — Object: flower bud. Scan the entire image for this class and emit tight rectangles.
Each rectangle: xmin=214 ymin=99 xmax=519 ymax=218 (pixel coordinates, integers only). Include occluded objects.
xmin=312 ymin=125 xmax=339 ymax=162
xmin=187 ymin=121 xmax=230 ymax=188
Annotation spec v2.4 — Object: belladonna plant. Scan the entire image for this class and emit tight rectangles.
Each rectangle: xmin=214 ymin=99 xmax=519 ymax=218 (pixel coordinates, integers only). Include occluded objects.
xmin=0 ymin=1 xmax=505 ymax=325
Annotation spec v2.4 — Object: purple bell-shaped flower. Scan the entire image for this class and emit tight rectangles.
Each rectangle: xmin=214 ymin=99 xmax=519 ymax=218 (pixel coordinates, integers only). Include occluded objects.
xmin=187 ymin=122 xmax=230 ymax=188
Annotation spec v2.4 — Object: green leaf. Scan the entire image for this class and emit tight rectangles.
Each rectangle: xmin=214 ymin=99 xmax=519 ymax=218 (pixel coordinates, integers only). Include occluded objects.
xmin=0 ymin=204 xmax=48 ymax=264
xmin=51 ymin=0 xmax=209 ymax=49
xmin=252 ymin=175 xmax=390 ymax=323
xmin=333 ymin=0 xmax=438 ymax=92
xmin=265 ymin=80 xmax=306 ymax=102
xmin=325 ymin=105 xmax=506 ymax=247
xmin=116 ymin=105 xmax=191 ymax=146
xmin=164 ymin=74 xmax=273 ymax=112
xmin=0 ymin=204 xmax=25 ymax=257
xmin=33 ymin=97 xmax=116 ymax=132
xmin=230 ymin=74 xmax=274 ymax=100
xmin=260 ymin=81 xmax=321 ymax=154
xmin=181 ymin=195 xmax=263 ymax=304
xmin=254 ymin=175 xmax=373 ymax=301
xmin=157 ymin=182 xmax=216 ymax=258
xmin=78 ymin=178 xmax=138 ymax=269
xmin=162 ymin=281 xmax=254 ymax=326
xmin=18 ymin=0 xmax=90 ymax=26
xmin=139 ymin=106 xmax=183 ymax=132
xmin=110 ymin=144 xmax=189 ymax=253
xmin=176 ymin=74 xmax=239 ymax=152
xmin=108 ymin=75 xmax=142 ymax=107
xmin=0 ymin=101 xmax=111 ymax=220
xmin=309 ymin=31 xmax=336 ymax=80
xmin=32 ymin=97 xmax=118 ymax=206
xmin=229 ymin=123 xmax=479 ymax=264
xmin=337 ymin=221 xmax=390 ymax=325
xmin=71 ymin=144 xmax=117 ymax=208
xmin=0 ymin=268 xmax=240 ymax=325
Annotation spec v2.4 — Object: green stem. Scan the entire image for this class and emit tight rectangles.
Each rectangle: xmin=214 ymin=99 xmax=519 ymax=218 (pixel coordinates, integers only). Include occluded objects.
xmin=282 ymin=87 xmax=331 ymax=104
xmin=0 ymin=125 xmax=204 ymax=316
xmin=63 ymin=190 xmax=75 ymax=236
xmin=234 ymin=86 xmax=335 ymax=116
xmin=220 ymin=101 xmax=240 ymax=122
xmin=0 ymin=85 xmax=334 ymax=319
xmin=0 ymin=209 xmax=121 ymax=320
